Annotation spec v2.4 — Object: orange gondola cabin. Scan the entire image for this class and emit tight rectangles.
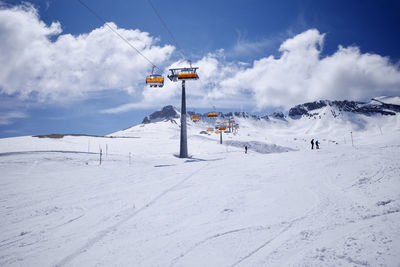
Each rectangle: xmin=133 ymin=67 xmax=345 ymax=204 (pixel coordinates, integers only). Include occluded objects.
xmin=191 ymin=115 xmax=201 ymax=121
xmin=168 ymin=66 xmax=199 ymax=82
xmin=146 ymin=74 xmax=164 ymax=88
xmin=178 ymin=72 xmax=198 ymax=80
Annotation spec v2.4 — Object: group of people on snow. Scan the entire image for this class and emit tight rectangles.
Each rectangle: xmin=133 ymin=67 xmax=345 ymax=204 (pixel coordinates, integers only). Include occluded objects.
xmin=310 ymin=139 xmax=320 ymax=150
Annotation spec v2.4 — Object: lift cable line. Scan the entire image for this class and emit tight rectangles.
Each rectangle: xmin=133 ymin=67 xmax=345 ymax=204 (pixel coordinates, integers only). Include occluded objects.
xmin=147 ymin=1 xmax=200 ymax=157
xmin=145 ymin=1 xmax=199 ymax=158
xmin=147 ymin=0 xmax=188 ymax=62
xmin=77 ymin=0 xmax=158 ymax=70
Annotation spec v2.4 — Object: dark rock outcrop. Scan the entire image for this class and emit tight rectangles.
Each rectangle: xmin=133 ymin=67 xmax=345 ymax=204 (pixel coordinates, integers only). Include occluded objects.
xmin=142 ymin=105 xmax=180 ymax=124
xmin=233 ymin=112 xmax=260 ymax=120
xmin=270 ymin=112 xmax=285 ymax=120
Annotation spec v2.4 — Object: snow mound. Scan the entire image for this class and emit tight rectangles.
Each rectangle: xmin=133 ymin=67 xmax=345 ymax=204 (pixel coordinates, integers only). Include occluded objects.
xmin=225 ymin=140 xmax=296 ymax=154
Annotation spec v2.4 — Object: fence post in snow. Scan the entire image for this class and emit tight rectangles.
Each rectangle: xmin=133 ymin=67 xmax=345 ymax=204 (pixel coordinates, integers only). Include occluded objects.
xmin=99 ymin=148 xmax=102 ymax=165
xmin=350 ymin=131 xmax=354 ymax=147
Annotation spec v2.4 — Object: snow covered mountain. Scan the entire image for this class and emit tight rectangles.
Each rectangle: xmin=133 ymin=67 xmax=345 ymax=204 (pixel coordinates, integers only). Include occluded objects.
xmin=114 ymin=96 xmax=399 ymax=143
xmin=288 ymin=98 xmax=400 ymax=118
xmin=109 ymin=96 xmax=399 ymax=157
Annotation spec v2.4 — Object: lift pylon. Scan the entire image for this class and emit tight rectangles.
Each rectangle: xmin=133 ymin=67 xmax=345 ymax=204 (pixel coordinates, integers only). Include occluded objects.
xmin=168 ymin=65 xmax=199 ymax=158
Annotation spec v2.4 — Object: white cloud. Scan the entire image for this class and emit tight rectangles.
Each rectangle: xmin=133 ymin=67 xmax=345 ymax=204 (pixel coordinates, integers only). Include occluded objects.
xmin=0 ymin=111 xmax=27 ymax=125
xmin=0 ymin=3 xmax=174 ymax=102
xmin=100 ymin=101 xmax=156 ymax=114
xmin=218 ymin=29 xmax=400 ymax=109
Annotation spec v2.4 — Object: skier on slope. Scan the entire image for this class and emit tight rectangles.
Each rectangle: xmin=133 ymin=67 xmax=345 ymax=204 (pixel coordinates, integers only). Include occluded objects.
xmin=311 ymin=139 xmax=314 ymax=150
xmin=245 ymin=145 xmax=248 ymax=154
xmin=316 ymin=140 xmax=320 ymax=149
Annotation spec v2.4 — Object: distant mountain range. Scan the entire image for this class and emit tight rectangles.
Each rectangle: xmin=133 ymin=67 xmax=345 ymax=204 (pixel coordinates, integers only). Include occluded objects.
xmin=141 ymin=97 xmax=400 ymax=124
xmin=289 ymin=99 xmax=400 ymax=119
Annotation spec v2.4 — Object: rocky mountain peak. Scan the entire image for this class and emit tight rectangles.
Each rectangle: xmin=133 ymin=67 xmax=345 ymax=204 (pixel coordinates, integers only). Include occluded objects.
xmin=270 ymin=111 xmax=285 ymax=120
xmin=142 ymin=105 xmax=180 ymax=124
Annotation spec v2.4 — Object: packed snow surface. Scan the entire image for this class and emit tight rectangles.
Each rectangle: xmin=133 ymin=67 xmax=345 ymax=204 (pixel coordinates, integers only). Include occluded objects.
xmin=0 ymin=113 xmax=399 ymax=266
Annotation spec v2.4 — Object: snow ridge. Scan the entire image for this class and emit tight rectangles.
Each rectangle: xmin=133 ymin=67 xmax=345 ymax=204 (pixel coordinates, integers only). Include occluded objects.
xmin=288 ymin=99 xmax=400 ymax=119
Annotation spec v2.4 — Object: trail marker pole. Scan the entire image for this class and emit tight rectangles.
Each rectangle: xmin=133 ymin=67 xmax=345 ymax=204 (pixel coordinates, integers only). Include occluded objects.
xmin=99 ymin=148 xmax=102 ymax=165
xmin=350 ymin=131 xmax=354 ymax=147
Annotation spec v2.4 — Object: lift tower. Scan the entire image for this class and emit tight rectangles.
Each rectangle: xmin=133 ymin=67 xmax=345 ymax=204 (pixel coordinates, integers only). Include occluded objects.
xmin=168 ymin=66 xmax=199 ymax=158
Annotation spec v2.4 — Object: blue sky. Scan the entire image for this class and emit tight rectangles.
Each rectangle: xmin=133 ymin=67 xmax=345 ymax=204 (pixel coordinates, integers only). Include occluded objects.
xmin=0 ymin=0 xmax=400 ymax=138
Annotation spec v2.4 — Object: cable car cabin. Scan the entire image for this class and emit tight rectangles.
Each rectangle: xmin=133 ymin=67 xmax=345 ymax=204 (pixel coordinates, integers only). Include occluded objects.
xmin=215 ymin=130 xmax=221 ymax=134
xmin=178 ymin=72 xmax=198 ymax=80
xmin=218 ymin=126 xmax=226 ymax=130
xmin=146 ymin=75 xmax=164 ymax=87
xmin=168 ymin=67 xmax=199 ymax=82
xmin=227 ymin=125 xmax=232 ymax=128
xmin=191 ymin=115 xmax=201 ymax=121
xmin=208 ymin=113 xmax=218 ymax=117
xmin=207 ymin=128 xmax=214 ymax=131
xmin=224 ymin=130 xmax=230 ymax=133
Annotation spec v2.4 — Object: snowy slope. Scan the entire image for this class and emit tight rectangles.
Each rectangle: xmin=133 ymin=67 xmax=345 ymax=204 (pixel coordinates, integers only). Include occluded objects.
xmin=0 ymin=99 xmax=399 ymax=266
xmin=373 ymin=96 xmax=400 ymax=105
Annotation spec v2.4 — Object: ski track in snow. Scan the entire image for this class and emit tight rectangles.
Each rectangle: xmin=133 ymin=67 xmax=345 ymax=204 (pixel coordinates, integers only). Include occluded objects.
xmin=169 ymin=227 xmax=251 ymax=267
xmin=169 ymin=213 xmax=311 ymax=267
xmin=228 ymin=173 xmax=335 ymax=266
xmin=229 ymin=218 xmax=304 ymax=267
xmin=55 ymin=162 xmax=211 ymax=267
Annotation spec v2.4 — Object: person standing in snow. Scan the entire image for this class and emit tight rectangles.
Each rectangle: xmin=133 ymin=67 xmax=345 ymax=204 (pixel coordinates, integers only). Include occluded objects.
xmin=316 ymin=140 xmax=320 ymax=149
xmin=245 ymin=145 xmax=248 ymax=154
xmin=311 ymin=139 xmax=314 ymax=150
